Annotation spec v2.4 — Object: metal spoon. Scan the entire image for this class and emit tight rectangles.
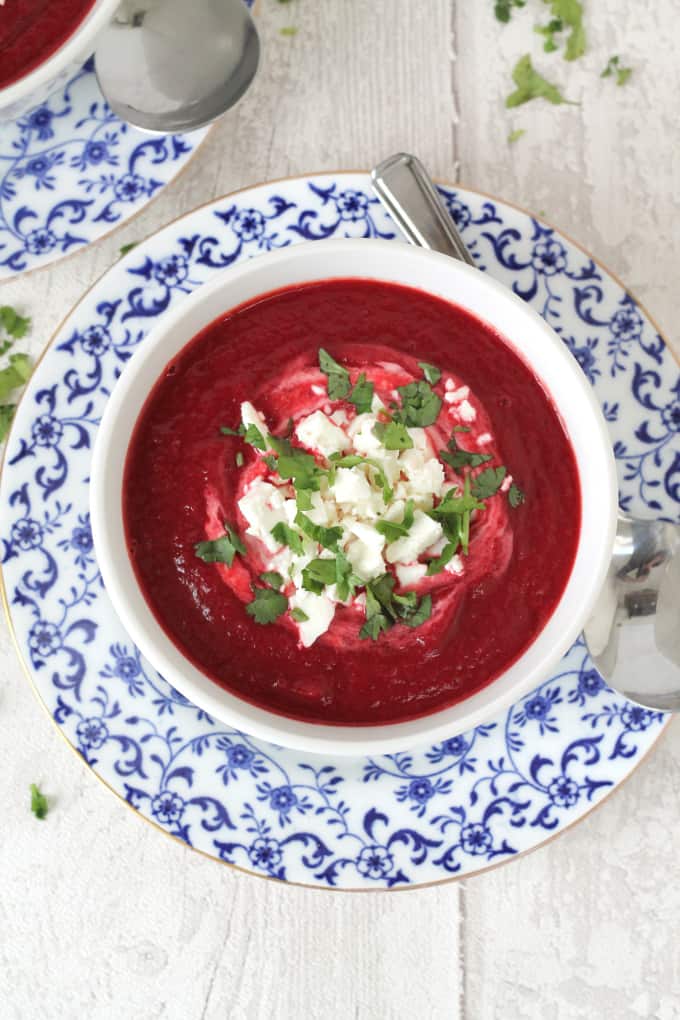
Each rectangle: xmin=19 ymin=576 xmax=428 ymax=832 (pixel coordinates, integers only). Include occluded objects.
xmin=371 ymin=152 xmax=680 ymax=712
xmin=95 ymin=0 xmax=260 ymax=133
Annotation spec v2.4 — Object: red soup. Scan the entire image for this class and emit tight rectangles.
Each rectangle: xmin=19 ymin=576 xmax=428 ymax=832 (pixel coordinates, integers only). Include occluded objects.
xmin=124 ymin=279 xmax=581 ymax=726
xmin=0 ymin=0 xmax=97 ymax=90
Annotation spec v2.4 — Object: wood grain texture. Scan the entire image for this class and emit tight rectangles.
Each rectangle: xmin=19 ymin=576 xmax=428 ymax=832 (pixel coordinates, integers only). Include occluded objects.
xmin=1 ymin=1 xmax=679 ymax=1017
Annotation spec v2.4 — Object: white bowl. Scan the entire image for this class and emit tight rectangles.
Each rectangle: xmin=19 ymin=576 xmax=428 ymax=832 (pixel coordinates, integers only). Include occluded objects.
xmin=91 ymin=238 xmax=618 ymax=756
xmin=0 ymin=0 xmax=120 ymax=119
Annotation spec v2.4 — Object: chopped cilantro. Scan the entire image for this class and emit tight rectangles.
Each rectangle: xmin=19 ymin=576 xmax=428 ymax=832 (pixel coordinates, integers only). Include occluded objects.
xmin=0 ymin=404 xmax=16 ymax=442
xmin=290 ymin=607 xmax=309 ymax=623
xmin=403 ymin=593 xmax=432 ymax=628
xmin=426 ymin=542 xmax=458 ymax=576
xmin=439 ymin=434 xmax=492 ymax=471
xmin=601 ymin=55 xmax=633 ymax=86
xmin=506 ymin=54 xmax=576 ymax=108
xmin=119 ymin=241 xmax=138 ymax=256
xmin=260 ymin=571 xmax=284 ymax=590
xmin=271 ymin=521 xmax=304 ymax=554
xmin=235 ymin=451 xmax=244 ymax=468
xmin=0 ymin=306 xmax=30 ymax=339
xmin=348 ymin=372 xmax=374 ymax=414
xmin=418 ymin=362 xmax=441 ymax=385
xmin=295 ymin=488 xmax=314 ymax=510
xmin=194 ymin=524 xmax=246 ymax=566
xmin=263 ymin=454 xmax=278 ymax=470
xmin=220 ymin=423 xmax=245 ymax=437
xmin=246 ymin=586 xmax=288 ymax=625
xmin=302 ymin=557 xmax=337 ymax=594
xmin=451 ymin=425 xmax=471 ymax=433
xmin=30 ymin=783 xmax=48 ymax=820
xmin=429 ymin=476 xmax=485 ymax=554
xmin=539 ymin=0 xmax=585 ymax=61
xmin=494 ymin=0 xmax=526 ymax=22
xmin=270 ymin=434 xmax=325 ymax=492
xmin=376 ymin=500 xmax=415 ymax=542
xmin=334 ymin=548 xmax=362 ymax=602
xmin=395 ymin=380 xmax=442 ymax=427
xmin=359 ymin=573 xmax=431 ymax=640
xmin=0 ymin=353 xmax=32 ymax=401
xmin=471 ymin=465 xmax=507 ymax=499
xmin=373 ymin=420 xmax=413 ymax=451
xmin=318 ymin=348 xmax=350 ymax=399
xmin=244 ymin=424 xmax=267 ymax=450
xmin=280 ymin=26 xmax=297 ymax=36
xmin=295 ymin=511 xmax=342 ymax=550
xmin=508 ymin=481 xmax=526 ymax=507
xmin=508 ymin=128 xmax=526 ymax=144
xmin=330 ymin=454 xmax=393 ymax=503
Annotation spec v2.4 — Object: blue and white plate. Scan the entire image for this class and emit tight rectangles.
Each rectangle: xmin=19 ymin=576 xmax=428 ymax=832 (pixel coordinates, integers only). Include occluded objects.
xmin=2 ymin=174 xmax=678 ymax=889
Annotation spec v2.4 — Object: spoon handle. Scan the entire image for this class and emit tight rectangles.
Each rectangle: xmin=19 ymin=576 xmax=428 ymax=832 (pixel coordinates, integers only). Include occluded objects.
xmin=371 ymin=153 xmax=475 ymax=267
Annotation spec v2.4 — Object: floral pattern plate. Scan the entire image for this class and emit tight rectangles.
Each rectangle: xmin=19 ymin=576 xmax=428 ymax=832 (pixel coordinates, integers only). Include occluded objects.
xmin=2 ymin=174 xmax=678 ymax=890
xmin=0 ymin=0 xmax=254 ymax=280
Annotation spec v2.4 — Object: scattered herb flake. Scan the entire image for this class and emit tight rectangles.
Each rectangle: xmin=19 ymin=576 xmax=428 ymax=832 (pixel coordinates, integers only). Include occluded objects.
xmin=403 ymin=594 xmax=432 ymax=628
xmin=508 ymin=128 xmax=526 ymax=144
xmin=471 ymin=465 xmax=507 ymax=499
xmin=494 ymin=0 xmax=526 ymax=22
xmin=348 ymin=372 xmax=374 ymax=415
xmin=330 ymin=454 xmax=393 ymax=503
xmin=508 ymin=481 xmax=526 ymax=507
xmin=295 ymin=511 xmax=342 ymax=551
xmin=440 ymin=434 xmax=492 ymax=470
xmin=506 ymin=54 xmax=576 ymax=108
xmin=542 ymin=0 xmax=586 ymax=61
xmin=426 ymin=542 xmax=458 ymax=576
xmin=0 ymin=306 xmax=30 ymax=339
xmin=418 ymin=361 xmax=441 ymax=385
xmin=280 ymin=26 xmax=298 ymax=36
xmin=334 ymin=548 xmax=362 ymax=602
xmin=246 ymin=586 xmax=288 ymax=625
xmin=194 ymin=524 xmax=246 ymax=566
xmin=30 ymin=783 xmax=48 ymax=820
xmin=0 ymin=404 xmax=15 ymax=442
xmin=244 ymin=424 xmax=267 ymax=450
xmin=220 ymin=423 xmax=246 ymax=437
xmin=601 ymin=55 xmax=633 ymax=86
xmin=318 ymin=347 xmax=350 ymax=399
xmin=119 ymin=241 xmax=138 ymax=256
xmin=290 ymin=607 xmax=309 ymax=623
xmin=271 ymin=521 xmax=304 ymax=554
xmin=301 ymin=557 xmax=337 ymax=594
xmin=0 ymin=353 xmax=32 ymax=401
xmin=376 ymin=500 xmax=415 ymax=542
xmin=395 ymin=380 xmax=442 ymax=427
xmin=260 ymin=571 xmax=284 ymax=590
xmin=373 ymin=420 xmax=413 ymax=451
xmin=295 ymin=488 xmax=314 ymax=511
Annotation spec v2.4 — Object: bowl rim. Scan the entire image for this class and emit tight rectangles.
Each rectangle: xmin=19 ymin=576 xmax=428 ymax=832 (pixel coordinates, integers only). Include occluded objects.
xmin=0 ymin=0 xmax=120 ymax=108
xmin=90 ymin=237 xmax=618 ymax=756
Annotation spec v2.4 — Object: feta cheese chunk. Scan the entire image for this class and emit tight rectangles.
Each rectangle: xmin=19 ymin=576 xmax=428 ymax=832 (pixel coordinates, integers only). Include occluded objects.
xmin=238 ymin=479 xmax=288 ymax=553
xmin=395 ymin=562 xmax=428 ymax=588
xmin=241 ymin=401 xmax=269 ymax=435
xmin=296 ymin=410 xmax=350 ymax=458
xmin=334 ymin=466 xmax=373 ymax=505
xmin=385 ymin=510 xmax=443 ymax=565
xmin=346 ymin=536 xmax=385 ymax=582
xmin=289 ymin=590 xmax=336 ymax=647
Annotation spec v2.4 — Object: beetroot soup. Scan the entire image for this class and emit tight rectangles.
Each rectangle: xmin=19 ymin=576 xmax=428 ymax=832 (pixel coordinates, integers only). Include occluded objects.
xmin=0 ymin=0 xmax=96 ymax=89
xmin=123 ymin=279 xmax=581 ymax=726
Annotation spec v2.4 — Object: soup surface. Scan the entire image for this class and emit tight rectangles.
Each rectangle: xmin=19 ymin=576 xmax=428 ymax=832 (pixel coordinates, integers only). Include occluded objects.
xmin=124 ymin=279 xmax=581 ymax=726
xmin=0 ymin=0 xmax=96 ymax=89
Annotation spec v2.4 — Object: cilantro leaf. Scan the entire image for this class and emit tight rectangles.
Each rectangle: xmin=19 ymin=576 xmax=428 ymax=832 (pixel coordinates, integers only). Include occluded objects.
xmin=0 ymin=307 xmax=30 ymax=339
xmin=194 ymin=524 xmax=246 ymax=566
xmin=373 ymin=420 xmax=413 ymax=451
xmin=376 ymin=500 xmax=415 ymax=542
xmin=506 ymin=54 xmax=576 ymax=108
xmin=0 ymin=404 xmax=16 ymax=442
xmin=508 ymin=128 xmax=526 ymax=144
xmin=541 ymin=0 xmax=585 ymax=61
xmin=471 ymin=465 xmax=507 ymax=499
xmin=348 ymin=372 xmax=374 ymax=414
xmin=295 ymin=488 xmax=314 ymax=510
xmin=495 ymin=0 xmax=526 ymax=22
xmin=318 ymin=348 xmax=350 ymax=399
xmin=119 ymin=241 xmax=138 ymax=256
xmin=271 ymin=521 xmax=304 ymax=554
xmin=244 ymin=424 xmax=267 ymax=450
xmin=290 ymin=607 xmax=309 ymax=622
xmin=418 ymin=362 xmax=441 ymax=385
xmin=429 ymin=476 xmax=485 ymax=553
xmin=508 ymin=481 xmax=526 ymax=508
xmin=426 ymin=542 xmax=458 ymax=576
xmin=246 ymin=586 xmax=288 ymax=625
xmin=263 ymin=454 xmax=278 ymax=470
xmin=334 ymin=548 xmax=362 ymax=602
xmin=360 ymin=613 xmax=390 ymax=641
xmin=602 ymin=55 xmax=632 ymax=86
xmin=30 ymin=783 xmax=48 ymax=820
xmin=301 ymin=557 xmax=337 ymax=594
xmin=295 ymin=511 xmax=342 ymax=550
xmin=403 ymin=594 xmax=432 ymax=628
xmin=395 ymin=380 xmax=442 ymax=427
xmin=0 ymin=353 xmax=32 ymax=401
xmin=439 ymin=434 xmax=492 ymax=470
xmin=260 ymin=571 xmax=284 ymax=590
xmin=220 ymin=423 xmax=245 ymax=437
xmin=271 ymin=437 xmax=324 ymax=492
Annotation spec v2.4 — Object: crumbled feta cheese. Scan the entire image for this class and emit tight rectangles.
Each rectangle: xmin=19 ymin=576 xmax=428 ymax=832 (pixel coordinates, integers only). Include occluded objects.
xmin=311 ymin=384 xmax=325 ymax=396
xmin=445 ymin=554 xmax=464 ymax=576
xmin=500 ymin=473 xmax=513 ymax=493
xmin=333 ymin=466 xmax=373 ymax=505
xmin=238 ymin=479 xmax=288 ymax=552
xmin=385 ymin=511 xmax=443 ymax=564
xmin=477 ymin=432 xmax=492 ymax=446
xmin=395 ymin=562 xmax=428 ymax=587
xmin=241 ymin=401 xmax=268 ymax=434
xmin=347 ymin=519 xmax=386 ymax=553
xmin=346 ymin=536 xmax=385 ymax=582
xmin=289 ymin=590 xmax=336 ymax=647
xmin=444 ymin=378 xmax=455 ymax=392
xmin=296 ymin=410 xmax=350 ymax=458
xmin=457 ymin=399 xmax=476 ymax=423
xmin=444 ymin=385 xmax=470 ymax=405
xmin=330 ymin=409 xmax=349 ymax=426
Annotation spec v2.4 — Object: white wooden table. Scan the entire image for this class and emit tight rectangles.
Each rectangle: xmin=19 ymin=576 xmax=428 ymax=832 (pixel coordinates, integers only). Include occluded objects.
xmin=2 ymin=2 xmax=680 ymax=1017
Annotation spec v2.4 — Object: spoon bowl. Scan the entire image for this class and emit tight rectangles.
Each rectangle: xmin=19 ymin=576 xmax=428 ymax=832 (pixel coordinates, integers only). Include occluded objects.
xmin=95 ymin=0 xmax=260 ymax=133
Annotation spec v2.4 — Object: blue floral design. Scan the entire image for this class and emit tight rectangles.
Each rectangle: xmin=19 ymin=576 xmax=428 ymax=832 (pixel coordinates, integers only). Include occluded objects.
xmin=0 ymin=174 xmax=674 ymax=888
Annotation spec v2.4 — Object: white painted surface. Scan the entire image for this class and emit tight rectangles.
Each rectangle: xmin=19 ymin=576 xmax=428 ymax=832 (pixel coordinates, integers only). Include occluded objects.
xmin=1 ymin=1 xmax=679 ymax=1017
